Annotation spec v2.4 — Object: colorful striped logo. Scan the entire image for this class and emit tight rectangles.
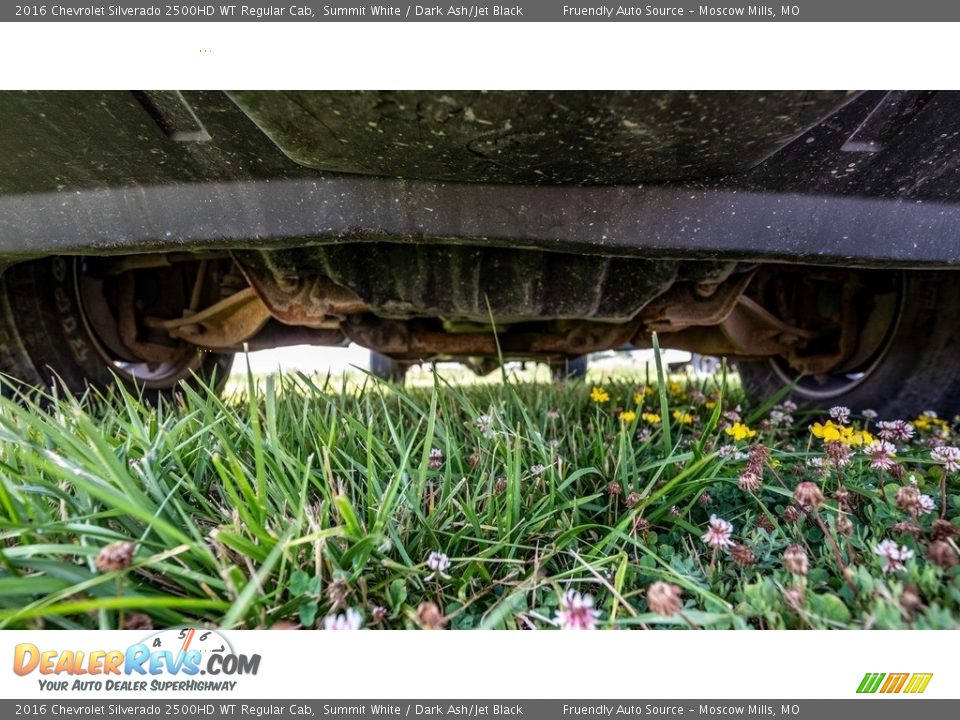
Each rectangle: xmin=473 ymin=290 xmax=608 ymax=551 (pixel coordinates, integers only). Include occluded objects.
xmin=857 ymin=672 xmax=933 ymax=694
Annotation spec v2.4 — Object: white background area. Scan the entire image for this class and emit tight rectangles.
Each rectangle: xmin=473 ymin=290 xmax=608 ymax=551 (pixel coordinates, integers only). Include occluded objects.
xmin=1 ymin=23 xmax=958 ymax=90
xmin=1 ymin=629 xmax=953 ymax=699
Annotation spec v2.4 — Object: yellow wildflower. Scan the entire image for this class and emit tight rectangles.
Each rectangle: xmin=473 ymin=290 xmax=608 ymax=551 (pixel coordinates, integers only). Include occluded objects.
xmin=641 ymin=412 xmax=661 ymax=425
xmin=672 ymin=409 xmax=694 ymax=424
xmin=856 ymin=429 xmax=875 ymax=446
xmin=668 ymin=381 xmax=684 ymax=396
xmin=724 ymin=422 xmax=757 ymax=442
xmin=913 ymin=413 xmax=948 ymax=432
xmin=619 ymin=410 xmax=637 ymax=423
xmin=809 ymin=420 xmax=872 ymax=447
xmin=705 ymin=400 xmax=717 ymax=410
xmin=633 ymin=387 xmax=653 ymax=404
xmin=590 ymin=386 xmax=610 ymax=404
xmin=810 ymin=420 xmax=842 ymax=442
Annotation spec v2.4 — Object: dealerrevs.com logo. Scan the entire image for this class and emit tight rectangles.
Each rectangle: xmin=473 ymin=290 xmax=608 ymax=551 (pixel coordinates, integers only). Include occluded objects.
xmin=13 ymin=628 xmax=261 ymax=692
xmin=857 ymin=672 xmax=934 ymax=694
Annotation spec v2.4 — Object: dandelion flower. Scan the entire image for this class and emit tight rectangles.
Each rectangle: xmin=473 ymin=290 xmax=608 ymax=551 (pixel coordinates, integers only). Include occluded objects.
xmin=701 ymin=514 xmax=734 ymax=548
xmin=323 ymin=608 xmax=363 ymax=630
xmin=555 ymin=590 xmax=601 ymax=630
xmin=425 ymin=551 xmax=451 ymax=581
xmin=875 ymin=539 xmax=914 ymax=573
xmin=590 ymin=386 xmax=610 ymax=404
xmin=724 ymin=422 xmax=757 ymax=442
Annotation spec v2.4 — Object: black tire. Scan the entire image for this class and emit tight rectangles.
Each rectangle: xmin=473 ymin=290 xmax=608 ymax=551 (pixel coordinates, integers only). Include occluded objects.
xmin=369 ymin=351 xmax=408 ymax=383
xmin=0 ymin=257 xmax=233 ymax=398
xmin=738 ymin=271 xmax=960 ymax=417
xmin=551 ymin=356 xmax=588 ymax=381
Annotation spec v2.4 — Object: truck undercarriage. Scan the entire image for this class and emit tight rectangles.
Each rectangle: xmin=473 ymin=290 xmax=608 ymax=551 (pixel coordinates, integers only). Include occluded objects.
xmin=1 ymin=91 xmax=959 ymax=411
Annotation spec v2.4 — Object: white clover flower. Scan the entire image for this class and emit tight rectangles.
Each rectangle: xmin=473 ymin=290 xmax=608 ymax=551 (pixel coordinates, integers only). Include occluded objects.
xmin=862 ymin=409 xmax=878 ymax=420
xmin=919 ymin=494 xmax=936 ymax=516
xmin=428 ymin=448 xmax=444 ymax=470
xmin=475 ymin=414 xmax=495 ymax=438
xmin=554 ymin=590 xmax=601 ymax=630
xmin=738 ymin=470 xmax=762 ymax=492
xmin=701 ymin=515 xmax=734 ymax=548
xmin=769 ymin=410 xmax=793 ymax=427
xmin=931 ymin=445 xmax=960 ymax=472
xmin=877 ymin=420 xmax=915 ymax=443
xmin=806 ymin=457 xmax=827 ymax=476
xmin=425 ymin=551 xmax=451 ymax=581
xmin=530 ymin=463 xmax=546 ymax=476
xmin=875 ymin=539 xmax=914 ymax=574
xmin=865 ymin=440 xmax=897 ymax=471
xmin=323 ymin=608 xmax=363 ymax=630
xmin=829 ymin=406 xmax=851 ymax=424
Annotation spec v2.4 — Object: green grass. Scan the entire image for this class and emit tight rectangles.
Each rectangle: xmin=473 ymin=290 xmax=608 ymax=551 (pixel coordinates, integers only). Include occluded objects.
xmin=0 ymin=363 xmax=958 ymax=630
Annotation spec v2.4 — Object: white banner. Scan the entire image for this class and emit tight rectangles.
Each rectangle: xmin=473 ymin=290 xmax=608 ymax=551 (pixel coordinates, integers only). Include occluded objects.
xmin=0 ymin=629 xmax=954 ymax=700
